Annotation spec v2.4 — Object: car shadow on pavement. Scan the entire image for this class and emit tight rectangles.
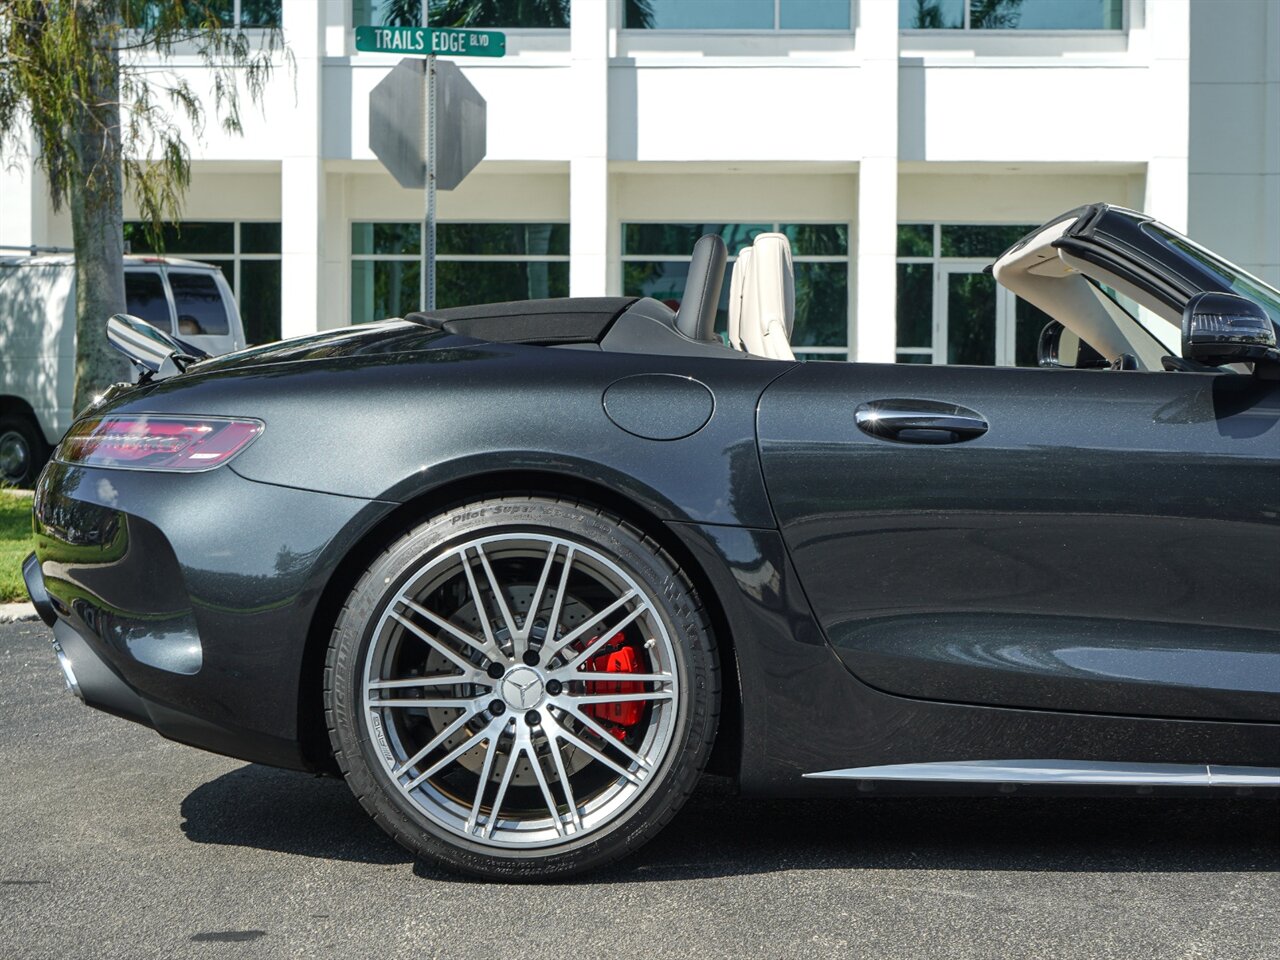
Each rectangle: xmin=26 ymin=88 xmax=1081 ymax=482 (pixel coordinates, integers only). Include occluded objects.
xmin=181 ymin=764 xmax=411 ymax=865
xmin=182 ymin=766 xmax=1280 ymax=880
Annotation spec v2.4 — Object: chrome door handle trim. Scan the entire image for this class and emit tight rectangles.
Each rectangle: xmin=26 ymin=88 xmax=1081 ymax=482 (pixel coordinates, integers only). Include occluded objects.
xmin=855 ymin=399 xmax=989 ymax=445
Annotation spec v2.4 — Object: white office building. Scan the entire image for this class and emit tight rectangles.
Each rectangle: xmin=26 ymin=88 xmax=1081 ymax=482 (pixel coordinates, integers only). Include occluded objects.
xmin=1 ymin=0 xmax=1277 ymax=364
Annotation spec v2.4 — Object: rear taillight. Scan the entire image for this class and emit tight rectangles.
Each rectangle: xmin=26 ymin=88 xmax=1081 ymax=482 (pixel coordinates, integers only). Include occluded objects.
xmin=56 ymin=416 xmax=263 ymax=472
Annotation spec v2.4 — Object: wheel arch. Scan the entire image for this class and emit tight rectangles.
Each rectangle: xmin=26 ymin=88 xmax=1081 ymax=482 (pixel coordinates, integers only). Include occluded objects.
xmin=0 ymin=395 xmax=52 ymax=481
xmin=0 ymin=395 xmax=47 ymax=437
xmin=296 ymin=468 xmax=743 ymax=780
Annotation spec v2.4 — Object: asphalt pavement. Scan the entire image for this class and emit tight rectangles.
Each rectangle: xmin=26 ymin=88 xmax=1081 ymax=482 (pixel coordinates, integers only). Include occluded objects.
xmin=1 ymin=619 xmax=1278 ymax=959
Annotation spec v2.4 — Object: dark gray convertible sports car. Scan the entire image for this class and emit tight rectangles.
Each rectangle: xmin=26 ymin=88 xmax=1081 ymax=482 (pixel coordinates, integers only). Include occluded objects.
xmin=24 ymin=203 xmax=1280 ymax=879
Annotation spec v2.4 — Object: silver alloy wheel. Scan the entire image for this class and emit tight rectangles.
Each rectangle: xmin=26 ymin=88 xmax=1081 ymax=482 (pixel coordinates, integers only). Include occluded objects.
xmin=0 ymin=429 xmax=29 ymax=483
xmin=361 ymin=533 xmax=680 ymax=849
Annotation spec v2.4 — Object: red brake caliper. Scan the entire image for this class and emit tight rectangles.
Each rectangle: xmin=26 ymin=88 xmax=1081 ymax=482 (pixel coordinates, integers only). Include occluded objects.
xmin=583 ymin=633 xmax=644 ymax=740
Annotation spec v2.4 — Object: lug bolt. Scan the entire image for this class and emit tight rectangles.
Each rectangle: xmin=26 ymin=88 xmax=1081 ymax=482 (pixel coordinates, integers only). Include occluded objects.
xmin=545 ymin=679 xmax=562 ymax=696
xmin=487 ymin=662 xmax=506 ymax=680
xmin=525 ymin=710 xmax=540 ymax=726
xmin=522 ymin=650 xmax=540 ymax=667
xmin=489 ymin=700 xmax=506 ymax=716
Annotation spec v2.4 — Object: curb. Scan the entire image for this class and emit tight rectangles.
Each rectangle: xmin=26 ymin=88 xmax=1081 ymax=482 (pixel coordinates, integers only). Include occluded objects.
xmin=0 ymin=603 xmax=38 ymax=624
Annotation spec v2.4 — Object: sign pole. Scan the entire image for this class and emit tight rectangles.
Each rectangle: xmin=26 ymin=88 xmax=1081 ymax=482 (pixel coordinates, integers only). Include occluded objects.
xmin=421 ymin=6 xmax=436 ymax=312
xmin=422 ymin=56 xmax=437 ymax=312
xmin=360 ymin=23 xmax=499 ymax=313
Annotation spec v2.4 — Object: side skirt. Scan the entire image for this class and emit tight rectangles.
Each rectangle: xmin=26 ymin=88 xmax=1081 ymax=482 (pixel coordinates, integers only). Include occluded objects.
xmin=804 ymin=759 xmax=1280 ymax=787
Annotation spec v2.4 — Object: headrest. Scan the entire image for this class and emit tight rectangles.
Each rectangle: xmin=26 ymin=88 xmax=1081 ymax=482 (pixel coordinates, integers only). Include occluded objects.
xmin=675 ymin=234 xmax=727 ymax=342
xmin=727 ymin=247 xmax=753 ymax=350
xmin=741 ymin=233 xmax=795 ymax=360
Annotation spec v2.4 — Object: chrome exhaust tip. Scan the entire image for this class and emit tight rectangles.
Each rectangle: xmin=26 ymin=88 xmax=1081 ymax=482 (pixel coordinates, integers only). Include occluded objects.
xmin=51 ymin=639 xmax=83 ymax=702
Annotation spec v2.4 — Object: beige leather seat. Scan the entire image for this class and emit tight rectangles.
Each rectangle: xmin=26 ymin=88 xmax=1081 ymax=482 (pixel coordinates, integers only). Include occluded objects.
xmin=739 ymin=233 xmax=795 ymax=361
xmin=726 ymin=246 xmax=753 ymax=351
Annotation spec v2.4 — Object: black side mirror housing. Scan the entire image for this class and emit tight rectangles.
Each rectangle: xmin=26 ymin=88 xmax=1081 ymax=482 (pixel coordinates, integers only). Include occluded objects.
xmin=1181 ymin=292 xmax=1277 ymax=366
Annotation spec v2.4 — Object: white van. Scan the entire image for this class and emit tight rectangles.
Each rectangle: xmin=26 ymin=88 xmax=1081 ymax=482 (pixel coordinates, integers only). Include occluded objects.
xmin=0 ymin=254 xmax=246 ymax=486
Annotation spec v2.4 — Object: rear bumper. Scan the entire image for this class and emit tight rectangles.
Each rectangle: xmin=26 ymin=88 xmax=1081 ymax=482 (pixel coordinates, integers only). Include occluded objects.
xmin=22 ymin=552 xmax=56 ymax=627
xmin=27 ymin=459 xmax=395 ymax=771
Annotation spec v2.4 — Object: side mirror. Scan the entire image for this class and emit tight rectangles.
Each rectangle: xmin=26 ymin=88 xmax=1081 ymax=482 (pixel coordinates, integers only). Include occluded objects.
xmin=106 ymin=313 xmax=206 ymax=381
xmin=1037 ymin=321 xmax=1108 ymax=369
xmin=1181 ymin=292 xmax=1276 ymax=366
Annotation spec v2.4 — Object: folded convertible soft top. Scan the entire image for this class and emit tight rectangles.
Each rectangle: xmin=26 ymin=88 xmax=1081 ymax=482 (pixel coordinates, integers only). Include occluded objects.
xmin=406 ymin=297 xmax=638 ymax=345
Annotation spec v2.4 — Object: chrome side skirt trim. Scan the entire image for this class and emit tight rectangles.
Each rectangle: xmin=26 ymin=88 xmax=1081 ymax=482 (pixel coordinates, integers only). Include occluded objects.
xmin=803 ymin=760 xmax=1280 ymax=787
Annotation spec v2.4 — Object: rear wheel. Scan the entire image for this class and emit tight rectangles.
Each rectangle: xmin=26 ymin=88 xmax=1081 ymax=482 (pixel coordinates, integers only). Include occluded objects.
xmin=0 ymin=414 xmax=47 ymax=488
xmin=325 ymin=497 xmax=719 ymax=880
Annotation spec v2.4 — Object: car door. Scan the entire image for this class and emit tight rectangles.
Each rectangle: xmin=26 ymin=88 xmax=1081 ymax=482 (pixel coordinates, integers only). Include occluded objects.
xmin=756 ymin=360 xmax=1280 ymax=723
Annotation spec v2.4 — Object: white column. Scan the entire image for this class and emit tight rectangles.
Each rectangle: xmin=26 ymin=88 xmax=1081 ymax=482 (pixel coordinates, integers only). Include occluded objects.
xmin=1264 ymin=3 xmax=1280 ymax=284
xmin=854 ymin=0 xmax=899 ymax=363
xmin=1143 ymin=0 xmax=1190 ymax=231
xmin=568 ymin=0 xmax=611 ymax=296
xmin=0 ymin=130 xmax=49 ymax=250
xmin=280 ymin=0 xmax=325 ymax=337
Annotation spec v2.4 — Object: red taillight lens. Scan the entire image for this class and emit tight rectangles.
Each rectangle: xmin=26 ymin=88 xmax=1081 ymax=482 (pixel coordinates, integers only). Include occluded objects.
xmin=56 ymin=416 xmax=263 ymax=472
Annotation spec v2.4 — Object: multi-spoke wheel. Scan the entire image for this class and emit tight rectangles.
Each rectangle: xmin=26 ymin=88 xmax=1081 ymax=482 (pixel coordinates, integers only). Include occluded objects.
xmin=326 ymin=497 xmax=719 ymax=879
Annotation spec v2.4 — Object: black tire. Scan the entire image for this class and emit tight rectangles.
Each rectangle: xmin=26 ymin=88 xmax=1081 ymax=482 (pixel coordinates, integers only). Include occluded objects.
xmin=325 ymin=496 xmax=719 ymax=880
xmin=0 ymin=413 xmax=48 ymax=488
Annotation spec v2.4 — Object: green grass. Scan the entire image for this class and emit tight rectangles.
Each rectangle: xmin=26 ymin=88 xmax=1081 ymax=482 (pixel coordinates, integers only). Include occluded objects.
xmin=0 ymin=491 xmax=34 ymax=603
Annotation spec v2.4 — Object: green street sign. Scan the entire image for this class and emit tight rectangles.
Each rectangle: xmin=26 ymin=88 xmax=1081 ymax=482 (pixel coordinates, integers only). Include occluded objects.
xmin=354 ymin=25 xmax=506 ymax=58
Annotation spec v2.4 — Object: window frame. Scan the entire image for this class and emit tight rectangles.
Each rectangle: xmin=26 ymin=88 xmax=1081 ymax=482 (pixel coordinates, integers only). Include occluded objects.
xmin=623 ymin=0 xmax=857 ymax=33
xmin=621 ymin=220 xmax=853 ymax=360
xmin=896 ymin=221 xmax=1049 ymax=366
xmin=898 ymin=0 xmax=1128 ymax=33
xmin=232 ymin=0 xmax=282 ymax=28
xmin=124 ymin=0 xmax=281 ymax=29
xmin=350 ymin=0 xmax=569 ymax=31
xmin=348 ymin=220 xmax=573 ymax=322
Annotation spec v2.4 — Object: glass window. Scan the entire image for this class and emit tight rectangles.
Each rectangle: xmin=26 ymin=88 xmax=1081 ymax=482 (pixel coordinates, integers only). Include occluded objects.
xmin=630 ymin=0 xmax=850 ymax=29
xmin=350 ymin=222 xmax=571 ymax=323
xmin=437 ymin=223 xmax=569 ymax=256
xmin=1142 ymin=222 xmax=1280 ymax=328
xmin=354 ymin=0 xmax=569 ymax=28
xmin=897 ymin=224 xmax=934 ymax=258
xmin=239 ymin=260 xmax=282 ymax=347
xmin=169 ymin=272 xmax=230 ymax=336
xmin=896 ymin=263 xmax=932 ymax=350
xmin=900 ymin=0 xmax=1123 ymax=29
xmin=622 ymin=221 xmax=851 ymax=360
xmin=351 ymin=222 xmax=420 ymax=256
xmin=623 ymin=223 xmax=771 ymax=256
xmin=351 ymin=260 xmax=421 ymax=323
xmin=940 ymin=223 xmax=1037 ymax=258
xmin=900 ymin=0 xmax=964 ymax=28
xmin=1015 ymin=296 xmax=1053 ymax=367
xmin=780 ymin=0 xmax=851 ymax=29
xmin=896 ymin=221 xmax=1047 ymax=367
xmin=237 ymin=0 xmax=281 ymax=26
xmin=124 ymin=272 xmax=172 ymax=332
xmin=123 ymin=0 xmax=279 ymax=29
xmin=781 ymin=223 xmax=850 ymax=256
xmin=792 ymin=262 xmax=848 ymax=347
xmin=123 ymin=220 xmax=282 ymax=345
xmin=240 ymin=221 xmax=281 ymax=254
xmin=438 ymin=261 xmax=570 ymax=305
xmin=123 ymin=221 xmax=235 ymax=255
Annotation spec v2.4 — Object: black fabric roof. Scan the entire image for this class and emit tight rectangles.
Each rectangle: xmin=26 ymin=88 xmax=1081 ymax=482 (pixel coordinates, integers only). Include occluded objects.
xmin=406 ymin=297 xmax=638 ymax=345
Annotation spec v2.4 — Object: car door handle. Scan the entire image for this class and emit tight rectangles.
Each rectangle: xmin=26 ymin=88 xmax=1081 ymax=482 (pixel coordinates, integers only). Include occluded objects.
xmin=855 ymin=399 xmax=989 ymax=445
